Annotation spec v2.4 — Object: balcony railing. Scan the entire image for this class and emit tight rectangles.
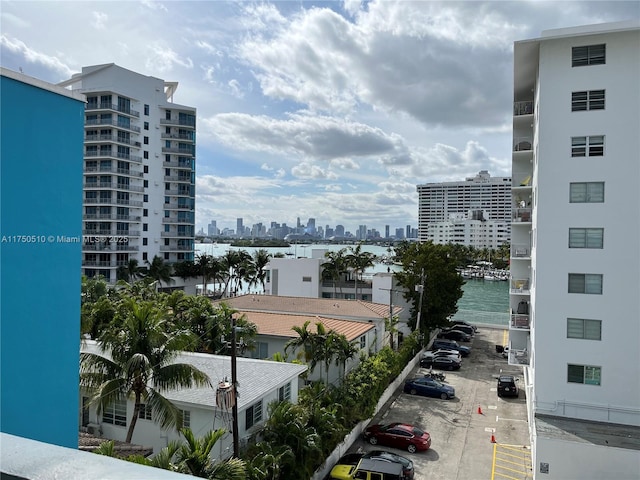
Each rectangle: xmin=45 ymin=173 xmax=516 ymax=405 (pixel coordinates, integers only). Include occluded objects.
xmin=159 ymin=244 xmax=194 ymax=251
xmin=321 ymin=280 xmax=373 ymax=289
xmin=512 ymin=208 xmax=531 ymax=223
xmin=160 ymin=231 xmax=193 ymax=237
xmin=163 ymin=217 xmax=194 ymax=224
xmin=85 ymin=118 xmax=141 ymax=133
xmin=83 ymin=182 xmax=144 ymax=193
xmin=84 ymin=134 xmax=141 ymax=147
xmin=508 ymin=345 xmax=530 ymax=365
xmin=511 ymin=244 xmax=530 ymax=258
xmin=161 ymin=147 xmax=194 ymax=156
xmin=510 ymin=314 xmax=530 ymax=330
xmin=161 ymin=133 xmax=194 ymax=142
xmin=83 ymin=244 xmax=139 ymax=251
xmin=513 ymin=101 xmax=534 ymax=116
xmin=163 ymin=203 xmax=194 ymax=210
xmin=84 ymin=165 xmax=143 ymax=177
xmin=85 ymin=102 xmax=140 ymax=117
xmin=83 ymin=214 xmax=141 ymax=221
xmin=165 ymin=189 xmax=193 ymax=196
xmin=83 ymin=150 xmax=142 ymax=163
xmin=164 ymin=175 xmax=192 ymax=182
xmin=163 ymin=161 xmax=192 ymax=169
xmin=510 ymin=278 xmax=530 ymax=294
xmin=160 ymin=118 xmax=195 ymax=128
xmin=513 ymin=136 xmax=533 ymax=152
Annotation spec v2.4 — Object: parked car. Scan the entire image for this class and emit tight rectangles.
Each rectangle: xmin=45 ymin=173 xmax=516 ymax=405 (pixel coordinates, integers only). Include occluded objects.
xmin=363 ymin=422 xmax=432 ymax=453
xmin=330 ymin=456 xmax=406 ymax=480
xmin=422 ymin=349 xmax=461 ymax=362
xmin=449 ymin=320 xmax=477 ymax=332
xmin=420 ymin=356 xmax=461 ymax=371
xmin=363 ymin=450 xmax=415 ymax=480
xmin=444 ymin=324 xmax=475 ymax=337
xmin=497 ymin=375 xmax=519 ymax=398
xmin=404 ymin=376 xmax=456 ymax=399
xmin=437 ymin=329 xmax=472 ymax=342
xmin=431 ymin=339 xmax=471 ymax=356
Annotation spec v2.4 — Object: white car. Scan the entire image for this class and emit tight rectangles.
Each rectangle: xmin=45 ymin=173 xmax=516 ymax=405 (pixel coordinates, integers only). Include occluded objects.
xmin=422 ymin=349 xmax=462 ymax=362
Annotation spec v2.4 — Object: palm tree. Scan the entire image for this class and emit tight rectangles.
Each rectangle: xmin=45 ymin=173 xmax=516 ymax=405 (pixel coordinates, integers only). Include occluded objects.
xmin=195 ymin=253 xmax=216 ymax=296
xmin=175 ymin=427 xmax=226 ymax=477
xmin=334 ymin=334 xmax=360 ymax=381
xmin=145 ymin=255 xmax=173 ymax=289
xmin=322 ymin=249 xmax=347 ymax=298
xmin=285 ymin=320 xmax=315 ymax=370
xmin=80 ymin=299 xmax=212 ymax=443
xmin=251 ymin=249 xmax=272 ymax=293
xmin=345 ymin=244 xmax=377 ymax=300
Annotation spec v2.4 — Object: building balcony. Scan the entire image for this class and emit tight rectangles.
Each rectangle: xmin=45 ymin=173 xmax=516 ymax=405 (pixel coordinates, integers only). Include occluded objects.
xmin=163 ymin=217 xmax=193 ymax=224
xmin=84 ymin=165 xmax=143 ymax=178
xmin=513 ymin=101 xmax=534 ymax=116
xmin=161 ymin=133 xmax=194 ymax=142
xmin=160 ymin=118 xmax=195 ymax=128
xmin=164 ymin=175 xmax=192 ymax=183
xmin=321 ymin=279 xmax=373 ymax=289
xmin=82 ymin=260 xmax=131 ymax=268
xmin=85 ymin=102 xmax=140 ymax=117
xmin=511 ymin=244 xmax=530 ymax=258
xmin=83 ymin=182 xmax=144 ymax=193
xmin=512 ymin=171 xmax=532 ymax=187
xmin=161 ymin=146 xmax=194 ymax=156
xmin=83 ymin=244 xmax=139 ymax=252
xmin=510 ymin=278 xmax=530 ymax=294
xmin=165 ymin=190 xmax=193 ymax=197
xmin=84 ymin=134 xmax=141 ymax=148
xmin=82 ymin=214 xmax=141 ymax=221
xmin=159 ymin=244 xmax=193 ymax=251
xmin=510 ymin=314 xmax=530 ymax=330
xmin=160 ymin=231 xmax=193 ymax=238
xmin=83 ymin=150 xmax=142 ymax=164
xmin=85 ymin=118 xmax=141 ymax=133
xmin=162 ymin=161 xmax=192 ymax=169
xmin=512 ymin=208 xmax=531 ymax=223
xmin=513 ymin=136 xmax=533 ymax=152
xmin=163 ymin=202 xmax=194 ymax=210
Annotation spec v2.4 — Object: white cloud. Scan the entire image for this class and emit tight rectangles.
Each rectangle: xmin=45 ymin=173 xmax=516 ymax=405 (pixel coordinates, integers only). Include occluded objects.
xmin=0 ymin=34 xmax=73 ymax=77
xmin=91 ymin=11 xmax=108 ymax=30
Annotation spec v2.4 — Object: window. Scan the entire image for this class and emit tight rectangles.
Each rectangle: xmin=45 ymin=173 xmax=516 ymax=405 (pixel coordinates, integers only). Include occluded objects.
xmin=567 ymin=318 xmax=602 ymax=340
xmin=179 ymin=410 xmax=190 ymax=428
xmin=144 ymin=121 xmax=149 ymax=130
xmin=144 ymin=104 xmax=149 ymax=115
xmin=572 ymin=90 xmax=605 ymax=111
xmin=143 ymin=194 xmax=148 ymax=203
xmin=572 ymin=44 xmax=605 ymax=67
xmin=103 ymin=398 xmax=127 ymax=426
xmin=568 ymin=364 xmax=601 ymax=385
xmin=253 ymin=342 xmax=268 ymax=359
xmin=144 ymin=151 xmax=149 ymax=159
xmin=144 ymin=180 xmax=149 ymax=188
xmin=245 ymin=400 xmax=263 ymax=429
xmin=164 ymin=253 xmax=170 ymax=260
xmin=568 ymin=273 xmax=603 ymax=294
xmin=570 ymin=182 xmax=604 ymax=203
xmin=278 ymin=382 xmax=291 ymax=402
xmin=143 ymin=238 xmax=148 ymax=246
xmin=138 ymin=403 xmax=152 ymax=420
xmin=360 ymin=335 xmax=366 ymax=349
xmin=144 ymin=136 xmax=149 ymax=145
xmin=571 ymin=136 xmax=604 ymax=157
xmin=569 ymin=228 xmax=604 ymax=248
xmin=142 ymin=252 xmax=148 ymax=261
xmin=143 ymin=223 xmax=148 ymax=232
xmin=302 ymin=276 xmax=312 ymax=282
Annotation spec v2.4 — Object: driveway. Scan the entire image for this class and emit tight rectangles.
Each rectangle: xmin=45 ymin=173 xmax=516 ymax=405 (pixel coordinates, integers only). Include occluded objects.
xmin=349 ymin=326 xmax=531 ymax=479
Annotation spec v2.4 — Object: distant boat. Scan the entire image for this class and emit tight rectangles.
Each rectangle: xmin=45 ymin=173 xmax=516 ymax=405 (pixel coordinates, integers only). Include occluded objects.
xmin=484 ymin=274 xmax=497 ymax=281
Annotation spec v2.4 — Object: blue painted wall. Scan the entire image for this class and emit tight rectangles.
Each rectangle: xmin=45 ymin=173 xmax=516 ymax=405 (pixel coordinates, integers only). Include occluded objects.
xmin=1 ymin=73 xmax=84 ymax=448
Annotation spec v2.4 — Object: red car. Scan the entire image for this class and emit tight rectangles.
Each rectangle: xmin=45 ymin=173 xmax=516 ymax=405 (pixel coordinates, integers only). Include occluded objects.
xmin=363 ymin=422 xmax=431 ymax=453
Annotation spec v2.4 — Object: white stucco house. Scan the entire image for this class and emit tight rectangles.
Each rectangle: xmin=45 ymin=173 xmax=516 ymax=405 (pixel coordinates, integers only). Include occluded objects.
xmin=239 ymin=310 xmax=377 ymax=385
xmin=80 ymin=340 xmax=307 ymax=459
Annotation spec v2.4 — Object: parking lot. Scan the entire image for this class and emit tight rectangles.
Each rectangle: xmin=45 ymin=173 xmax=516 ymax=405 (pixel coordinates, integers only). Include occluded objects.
xmin=348 ymin=326 xmax=532 ymax=480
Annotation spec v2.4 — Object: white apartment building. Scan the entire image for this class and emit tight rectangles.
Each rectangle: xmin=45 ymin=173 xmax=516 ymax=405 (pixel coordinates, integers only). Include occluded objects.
xmin=510 ymin=21 xmax=640 ymax=479
xmin=426 ymin=211 xmax=511 ymax=249
xmin=417 ymin=170 xmax=512 ymax=246
xmin=59 ymin=64 xmax=196 ymax=282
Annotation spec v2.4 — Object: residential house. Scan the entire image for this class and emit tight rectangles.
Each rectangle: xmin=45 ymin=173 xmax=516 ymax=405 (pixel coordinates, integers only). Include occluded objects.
xmin=80 ymin=340 xmax=307 ymax=459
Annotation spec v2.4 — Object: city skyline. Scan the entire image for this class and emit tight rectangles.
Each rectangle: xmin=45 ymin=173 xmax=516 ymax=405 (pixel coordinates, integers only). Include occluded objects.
xmin=1 ymin=1 xmax=637 ymax=234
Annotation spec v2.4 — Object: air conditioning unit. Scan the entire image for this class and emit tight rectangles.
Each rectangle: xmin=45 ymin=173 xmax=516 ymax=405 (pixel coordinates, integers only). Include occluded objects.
xmin=87 ymin=423 xmax=101 ymax=436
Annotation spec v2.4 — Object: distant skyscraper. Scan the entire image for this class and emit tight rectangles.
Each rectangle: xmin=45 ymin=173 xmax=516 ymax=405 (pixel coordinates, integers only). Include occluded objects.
xmin=416 ymin=170 xmax=511 ymax=245
xmin=406 ymin=225 xmax=411 ymax=239
xmin=385 ymin=225 xmax=390 ymax=238
xmin=59 ymin=63 xmax=197 ymax=283
xmin=395 ymin=228 xmax=404 ymax=239
xmin=236 ymin=218 xmax=243 ymax=237
xmin=208 ymin=220 xmax=217 ymax=236
xmin=335 ymin=225 xmax=345 ymax=237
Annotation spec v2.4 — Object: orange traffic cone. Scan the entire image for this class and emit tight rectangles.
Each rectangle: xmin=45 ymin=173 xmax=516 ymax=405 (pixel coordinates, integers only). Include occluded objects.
xmin=490 ymin=434 xmax=496 ymax=443
xmin=477 ymin=405 xmax=483 ymax=414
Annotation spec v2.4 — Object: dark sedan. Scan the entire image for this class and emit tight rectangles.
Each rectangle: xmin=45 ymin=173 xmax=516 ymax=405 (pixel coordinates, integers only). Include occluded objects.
xmin=404 ymin=376 xmax=455 ymax=399
xmin=420 ymin=356 xmax=462 ymax=371
xmin=363 ymin=422 xmax=431 ymax=453
xmin=437 ymin=329 xmax=472 ymax=342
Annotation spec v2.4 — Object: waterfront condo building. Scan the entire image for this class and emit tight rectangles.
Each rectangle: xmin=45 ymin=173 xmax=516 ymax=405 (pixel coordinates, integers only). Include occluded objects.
xmin=509 ymin=21 xmax=640 ymax=479
xmin=417 ymin=170 xmax=512 ymax=247
xmin=59 ymin=64 xmax=196 ymax=282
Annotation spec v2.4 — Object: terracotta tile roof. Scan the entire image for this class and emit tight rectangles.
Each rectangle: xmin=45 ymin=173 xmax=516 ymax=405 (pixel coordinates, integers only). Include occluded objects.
xmin=241 ymin=311 xmax=375 ymax=341
xmin=213 ymin=295 xmax=401 ymax=320
xmin=78 ymin=431 xmax=153 ymax=458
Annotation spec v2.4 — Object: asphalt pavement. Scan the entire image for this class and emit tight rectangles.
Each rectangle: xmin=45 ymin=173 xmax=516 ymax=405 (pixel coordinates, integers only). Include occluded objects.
xmin=348 ymin=325 xmax=532 ymax=480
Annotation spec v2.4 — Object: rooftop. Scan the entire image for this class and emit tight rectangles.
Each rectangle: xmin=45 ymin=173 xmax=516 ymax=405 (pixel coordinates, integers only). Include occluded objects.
xmin=241 ymin=311 xmax=376 ymax=341
xmin=81 ymin=341 xmax=307 ymax=410
xmin=215 ymin=294 xmax=400 ymax=321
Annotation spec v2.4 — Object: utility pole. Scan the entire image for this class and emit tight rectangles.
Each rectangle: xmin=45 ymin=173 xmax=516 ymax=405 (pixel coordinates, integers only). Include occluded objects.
xmin=380 ymin=274 xmax=401 ymax=350
xmin=230 ymin=314 xmax=239 ymax=458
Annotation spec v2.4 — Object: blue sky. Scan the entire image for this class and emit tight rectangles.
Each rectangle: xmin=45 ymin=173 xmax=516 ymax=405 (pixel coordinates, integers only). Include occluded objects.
xmin=1 ymin=1 xmax=638 ymax=234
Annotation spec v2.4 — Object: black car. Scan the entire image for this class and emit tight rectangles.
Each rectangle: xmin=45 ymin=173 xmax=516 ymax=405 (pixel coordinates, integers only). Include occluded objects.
xmin=497 ymin=375 xmax=519 ymax=397
xmin=363 ymin=450 xmax=415 ymax=480
xmin=450 ymin=320 xmax=477 ymax=332
xmin=420 ymin=356 xmax=461 ymax=371
xmin=431 ymin=339 xmax=471 ymax=357
xmin=437 ymin=329 xmax=472 ymax=342
xmin=445 ymin=324 xmax=475 ymax=337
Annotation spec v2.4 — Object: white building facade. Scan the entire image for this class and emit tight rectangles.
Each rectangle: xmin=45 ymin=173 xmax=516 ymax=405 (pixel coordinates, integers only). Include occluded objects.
xmin=417 ymin=170 xmax=512 ymax=246
xmin=510 ymin=21 xmax=640 ymax=479
xmin=59 ymin=64 xmax=196 ymax=283
xmin=426 ymin=211 xmax=511 ymax=249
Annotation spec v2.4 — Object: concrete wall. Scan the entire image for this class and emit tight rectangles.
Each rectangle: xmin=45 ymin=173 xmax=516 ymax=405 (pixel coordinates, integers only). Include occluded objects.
xmin=0 ymin=70 xmax=85 ymax=448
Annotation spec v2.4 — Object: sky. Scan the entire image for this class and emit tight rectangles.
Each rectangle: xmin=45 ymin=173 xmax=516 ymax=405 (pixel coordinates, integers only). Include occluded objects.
xmin=1 ymin=1 xmax=638 ymax=235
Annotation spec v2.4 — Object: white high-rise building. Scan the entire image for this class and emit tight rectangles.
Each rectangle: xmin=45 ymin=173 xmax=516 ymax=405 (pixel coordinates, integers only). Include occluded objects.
xmin=510 ymin=21 xmax=640 ymax=479
xmin=59 ymin=64 xmax=196 ymax=282
xmin=417 ymin=170 xmax=511 ymax=245
xmin=426 ymin=211 xmax=510 ymax=249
